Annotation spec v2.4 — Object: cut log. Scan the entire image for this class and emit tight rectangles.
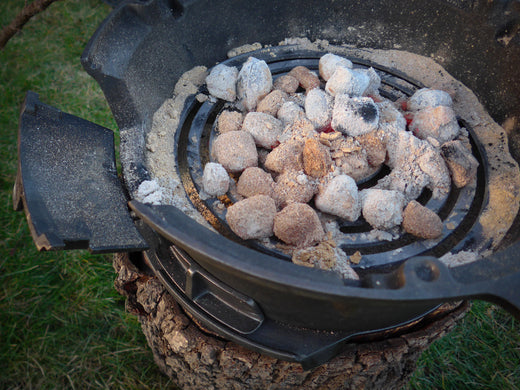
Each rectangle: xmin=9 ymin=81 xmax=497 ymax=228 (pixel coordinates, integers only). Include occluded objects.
xmin=113 ymin=252 xmax=469 ymax=390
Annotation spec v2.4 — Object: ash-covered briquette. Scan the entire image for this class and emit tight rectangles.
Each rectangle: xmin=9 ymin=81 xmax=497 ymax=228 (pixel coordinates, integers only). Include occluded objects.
xmin=406 ymin=88 xmax=453 ymax=111
xmin=273 ymin=74 xmax=299 ymax=94
xmin=242 ymin=112 xmax=283 ymax=149
xmin=277 ymin=101 xmax=305 ymax=126
xmin=319 ymin=53 xmax=353 ymax=81
xmin=315 ymin=175 xmax=360 ymax=221
xmin=257 ymin=90 xmax=287 ymax=117
xmin=264 ymin=139 xmax=304 ymax=173
xmin=272 ymin=170 xmax=317 ymax=208
xmin=212 ymin=130 xmax=258 ymax=173
xmin=205 ymin=64 xmax=238 ymax=102
xmin=402 ymin=200 xmax=443 ymax=239
xmin=236 ymin=167 xmax=274 ymax=198
xmin=236 ymin=57 xmax=272 ymax=111
xmin=332 ymin=95 xmax=380 ymax=136
xmin=200 ymin=52 xmax=480 ymax=276
xmin=325 ymin=66 xmax=370 ymax=97
xmin=202 ymin=162 xmax=229 ymax=197
xmin=441 ymin=140 xmax=479 ymax=188
xmin=305 ymin=88 xmax=332 ymax=129
xmin=273 ymin=203 xmax=324 ymax=247
xmin=410 ymin=105 xmax=460 ymax=143
xmin=361 ymin=189 xmax=405 ymax=230
xmin=226 ymin=195 xmax=277 ymax=240
xmin=216 ymin=110 xmax=243 ymax=133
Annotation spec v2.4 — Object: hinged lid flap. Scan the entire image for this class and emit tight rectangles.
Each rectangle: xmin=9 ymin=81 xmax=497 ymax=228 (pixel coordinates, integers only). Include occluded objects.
xmin=15 ymin=91 xmax=147 ymax=253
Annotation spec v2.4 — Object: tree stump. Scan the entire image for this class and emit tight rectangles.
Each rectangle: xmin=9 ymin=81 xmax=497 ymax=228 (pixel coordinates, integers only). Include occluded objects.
xmin=113 ymin=252 xmax=469 ymax=390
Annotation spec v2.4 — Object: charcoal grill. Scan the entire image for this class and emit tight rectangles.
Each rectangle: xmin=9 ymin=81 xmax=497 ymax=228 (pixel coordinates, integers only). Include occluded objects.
xmin=13 ymin=0 xmax=520 ymax=370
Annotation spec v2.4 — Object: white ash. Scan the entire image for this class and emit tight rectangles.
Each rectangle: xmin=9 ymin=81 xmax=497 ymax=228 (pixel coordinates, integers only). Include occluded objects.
xmin=332 ymin=248 xmax=360 ymax=280
xmin=286 ymin=92 xmax=307 ymax=108
xmin=216 ymin=110 xmax=243 ymax=133
xmin=366 ymin=229 xmax=399 ymax=242
xmin=416 ymin=147 xmax=451 ymax=198
xmin=272 ymin=170 xmax=317 ymax=208
xmin=315 ymin=175 xmax=361 ymax=221
xmin=257 ymin=89 xmax=287 ymax=117
xmin=142 ymin=65 xmax=212 ymax=227
xmin=410 ymin=105 xmax=460 ymax=144
xmin=226 ymin=195 xmax=277 ymax=240
xmin=363 ymin=67 xmax=382 ymax=97
xmin=242 ymin=112 xmax=283 ymax=149
xmin=277 ymin=101 xmax=305 ymax=127
xmin=325 ymin=67 xmax=370 ymax=97
xmin=331 ymin=142 xmax=373 ymax=182
xmin=377 ymin=100 xmax=407 ymax=132
xmin=205 ymin=64 xmax=238 ymax=102
xmin=304 ymin=88 xmax=333 ymax=129
xmin=319 ymin=53 xmax=353 ymax=81
xmin=202 ymin=162 xmax=230 ymax=197
xmin=383 ymin=122 xmax=425 ymax=169
xmin=361 ymin=189 xmax=405 ymax=230
xmin=438 ymin=251 xmax=480 ymax=268
xmin=407 ymin=88 xmax=453 ymax=111
xmin=264 ymin=139 xmax=304 ymax=173
xmin=236 ymin=57 xmax=272 ymax=111
xmin=136 ymin=179 xmax=163 ymax=205
xmin=277 ymin=118 xmax=316 ymax=145
xmin=332 ymin=95 xmax=380 ymax=136
xmin=211 ymin=130 xmax=258 ymax=173
xmin=196 ymin=93 xmax=208 ymax=103
xmin=376 ymin=168 xmax=429 ymax=201
xmin=226 ymin=42 xmax=262 ymax=58
xmin=324 ymin=218 xmax=399 ymax=244
xmin=380 ymin=123 xmax=450 ymax=200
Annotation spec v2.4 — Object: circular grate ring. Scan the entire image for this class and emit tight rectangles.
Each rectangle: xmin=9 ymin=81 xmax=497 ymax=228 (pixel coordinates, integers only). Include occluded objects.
xmin=176 ymin=47 xmax=487 ymax=273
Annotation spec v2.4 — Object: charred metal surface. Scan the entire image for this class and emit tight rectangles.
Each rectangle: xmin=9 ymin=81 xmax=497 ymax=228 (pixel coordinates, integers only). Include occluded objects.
xmin=82 ymin=0 xmax=520 ymax=131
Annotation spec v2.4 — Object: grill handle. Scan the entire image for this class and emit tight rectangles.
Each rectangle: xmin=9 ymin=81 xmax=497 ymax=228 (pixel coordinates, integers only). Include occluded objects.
xmin=369 ymin=246 xmax=520 ymax=319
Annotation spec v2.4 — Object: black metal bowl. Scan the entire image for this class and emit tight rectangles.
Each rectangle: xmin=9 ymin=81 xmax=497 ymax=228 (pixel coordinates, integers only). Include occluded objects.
xmin=14 ymin=0 xmax=520 ymax=368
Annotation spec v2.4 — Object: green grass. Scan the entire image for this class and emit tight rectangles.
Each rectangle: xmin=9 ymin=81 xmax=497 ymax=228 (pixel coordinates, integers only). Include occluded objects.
xmin=408 ymin=302 xmax=520 ymax=389
xmin=0 ymin=1 xmax=519 ymax=389
xmin=0 ymin=1 xmax=172 ymax=388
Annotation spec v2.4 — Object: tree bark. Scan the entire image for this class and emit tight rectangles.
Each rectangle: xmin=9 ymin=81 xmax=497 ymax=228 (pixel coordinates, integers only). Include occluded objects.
xmin=0 ymin=0 xmax=61 ymax=50
xmin=113 ymin=252 xmax=469 ymax=390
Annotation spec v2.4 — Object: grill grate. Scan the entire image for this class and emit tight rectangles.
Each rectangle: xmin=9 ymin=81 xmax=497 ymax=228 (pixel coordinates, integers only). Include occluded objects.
xmin=176 ymin=47 xmax=487 ymax=273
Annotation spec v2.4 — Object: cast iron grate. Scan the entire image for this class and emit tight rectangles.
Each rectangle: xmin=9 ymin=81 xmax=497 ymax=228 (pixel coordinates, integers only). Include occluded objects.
xmin=175 ymin=47 xmax=487 ymax=274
